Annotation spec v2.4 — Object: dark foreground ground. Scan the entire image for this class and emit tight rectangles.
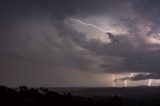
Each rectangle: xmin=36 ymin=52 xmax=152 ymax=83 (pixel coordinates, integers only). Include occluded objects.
xmin=1 ymin=85 xmax=160 ymax=106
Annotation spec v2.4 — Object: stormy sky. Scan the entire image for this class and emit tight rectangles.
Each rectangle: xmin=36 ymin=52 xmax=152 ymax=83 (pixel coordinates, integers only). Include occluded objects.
xmin=1 ymin=0 xmax=160 ymax=87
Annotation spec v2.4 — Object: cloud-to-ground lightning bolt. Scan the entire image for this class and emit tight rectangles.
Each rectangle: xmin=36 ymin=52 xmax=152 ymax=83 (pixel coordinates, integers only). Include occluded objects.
xmin=112 ymin=74 xmax=116 ymax=87
xmin=69 ymin=18 xmax=107 ymax=33
xmin=124 ymin=73 xmax=134 ymax=87
xmin=124 ymin=80 xmax=128 ymax=87
xmin=148 ymin=79 xmax=152 ymax=86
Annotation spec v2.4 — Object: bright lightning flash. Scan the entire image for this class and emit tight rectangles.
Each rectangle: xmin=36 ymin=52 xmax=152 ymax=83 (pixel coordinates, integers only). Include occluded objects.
xmin=124 ymin=80 xmax=128 ymax=87
xmin=129 ymin=73 xmax=134 ymax=79
xmin=69 ymin=18 xmax=108 ymax=33
xmin=124 ymin=73 xmax=134 ymax=87
xmin=112 ymin=74 xmax=116 ymax=87
xmin=148 ymin=79 xmax=152 ymax=87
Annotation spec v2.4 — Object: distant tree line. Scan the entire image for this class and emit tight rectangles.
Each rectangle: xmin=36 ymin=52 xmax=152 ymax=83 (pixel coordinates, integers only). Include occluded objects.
xmin=0 ymin=85 xmax=159 ymax=106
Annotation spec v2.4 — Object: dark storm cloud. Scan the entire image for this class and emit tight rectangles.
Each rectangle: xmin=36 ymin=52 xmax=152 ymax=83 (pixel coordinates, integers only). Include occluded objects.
xmin=132 ymin=73 xmax=160 ymax=81
xmin=0 ymin=0 xmax=125 ymax=22
xmin=130 ymin=0 xmax=160 ymax=25
xmin=0 ymin=0 xmax=126 ymax=68
xmin=116 ymin=73 xmax=160 ymax=81
xmin=1 ymin=0 xmax=160 ymax=85
xmin=80 ymin=32 xmax=160 ymax=74
xmin=91 ymin=0 xmax=160 ymax=75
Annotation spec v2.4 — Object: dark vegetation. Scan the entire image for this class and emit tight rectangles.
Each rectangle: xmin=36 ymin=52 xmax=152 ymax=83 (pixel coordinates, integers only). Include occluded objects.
xmin=0 ymin=85 xmax=160 ymax=106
